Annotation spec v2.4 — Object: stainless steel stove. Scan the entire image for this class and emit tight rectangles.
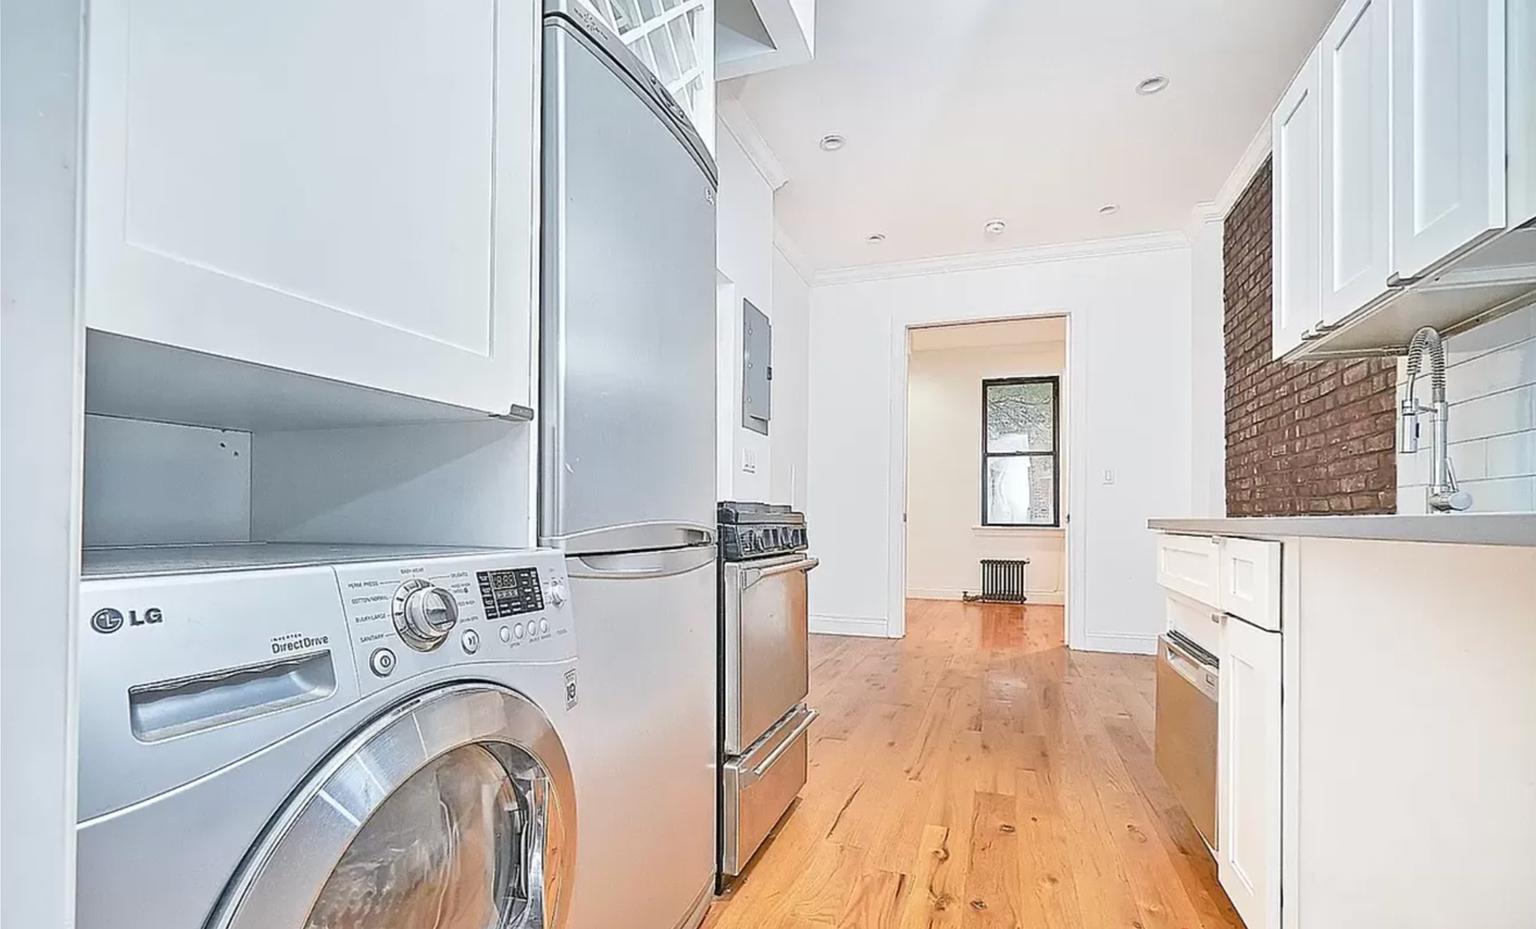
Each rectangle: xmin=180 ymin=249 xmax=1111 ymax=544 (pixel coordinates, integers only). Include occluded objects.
xmin=716 ymin=502 xmax=819 ymax=884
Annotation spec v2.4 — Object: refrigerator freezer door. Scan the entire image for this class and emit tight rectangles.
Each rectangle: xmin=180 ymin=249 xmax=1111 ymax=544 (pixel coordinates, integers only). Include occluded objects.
xmin=562 ymin=544 xmax=717 ymax=929
xmin=540 ymin=21 xmax=717 ymax=550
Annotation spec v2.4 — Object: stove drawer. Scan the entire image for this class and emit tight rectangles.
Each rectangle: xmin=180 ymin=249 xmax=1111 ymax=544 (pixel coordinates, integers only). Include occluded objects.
xmin=723 ymin=554 xmax=818 ymax=754
xmin=721 ymin=704 xmax=817 ymax=877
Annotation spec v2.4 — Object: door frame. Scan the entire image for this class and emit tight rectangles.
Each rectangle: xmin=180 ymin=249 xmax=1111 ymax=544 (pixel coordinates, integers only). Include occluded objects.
xmin=888 ymin=311 xmax=1086 ymax=648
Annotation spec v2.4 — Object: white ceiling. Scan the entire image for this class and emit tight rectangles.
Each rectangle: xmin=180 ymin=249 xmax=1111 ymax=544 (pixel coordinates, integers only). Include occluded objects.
xmin=734 ymin=0 xmax=1339 ymax=272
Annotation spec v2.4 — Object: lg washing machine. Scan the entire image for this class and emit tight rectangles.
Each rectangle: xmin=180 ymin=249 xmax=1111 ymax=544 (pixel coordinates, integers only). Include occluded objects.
xmin=76 ymin=543 xmax=583 ymax=929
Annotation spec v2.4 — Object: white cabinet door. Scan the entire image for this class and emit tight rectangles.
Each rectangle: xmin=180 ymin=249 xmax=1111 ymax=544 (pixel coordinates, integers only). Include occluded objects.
xmin=1390 ymin=0 xmax=1508 ymax=279
xmin=1219 ymin=616 xmax=1283 ymax=929
xmin=83 ymin=0 xmax=538 ymax=416
xmin=1272 ymin=49 xmax=1325 ymax=359
xmin=1321 ymin=0 xmax=1393 ymax=324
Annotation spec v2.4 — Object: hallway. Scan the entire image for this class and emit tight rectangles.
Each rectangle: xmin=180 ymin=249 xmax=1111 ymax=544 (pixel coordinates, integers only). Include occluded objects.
xmin=702 ymin=599 xmax=1242 ymax=929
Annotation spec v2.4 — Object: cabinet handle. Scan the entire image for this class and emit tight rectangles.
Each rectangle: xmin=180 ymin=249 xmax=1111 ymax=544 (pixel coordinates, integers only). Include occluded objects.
xmin=1386 ymin=272 xmax=1421 ymax=288
xmin=1211 ymin=612 xmax=1223 ymax=624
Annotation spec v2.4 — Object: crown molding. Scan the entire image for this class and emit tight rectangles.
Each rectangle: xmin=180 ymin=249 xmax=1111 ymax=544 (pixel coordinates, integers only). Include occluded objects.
xmin=717 ymin=98 xmax=788 ymax=191
xmin=1210 ymin=117 xmax=1273 ymax=220
xmin=773 ymin=222 xmax=815 ymax=284
xmin=811 ymin=231 xmax=1190 ymax=287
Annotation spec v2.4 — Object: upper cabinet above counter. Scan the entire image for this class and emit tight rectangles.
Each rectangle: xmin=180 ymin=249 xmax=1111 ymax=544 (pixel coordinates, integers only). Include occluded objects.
xmin=82 ymin=0 xmax=541 ymax=428
xmin=1273 ymin=0 xmax=1536 ymax=361
xmin=715 ymin=0 xmax=815 ymax=80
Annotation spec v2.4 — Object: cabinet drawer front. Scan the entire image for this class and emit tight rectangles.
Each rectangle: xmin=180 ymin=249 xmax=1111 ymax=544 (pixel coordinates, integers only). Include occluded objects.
xmin=1156 ymin=533 xmax=1222 ymax=608
xmin=1166 ymin=591 xmax=1223 ymax=656
xmin=1218 ymin=538 xmax=1282 ymax=631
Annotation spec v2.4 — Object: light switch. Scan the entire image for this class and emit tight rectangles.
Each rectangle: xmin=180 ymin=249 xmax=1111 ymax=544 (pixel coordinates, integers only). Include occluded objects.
xmin=742 ymin=448 xmax=758 ymax=474
xmin=1102 ymin=469 xmax=1116 ymax=485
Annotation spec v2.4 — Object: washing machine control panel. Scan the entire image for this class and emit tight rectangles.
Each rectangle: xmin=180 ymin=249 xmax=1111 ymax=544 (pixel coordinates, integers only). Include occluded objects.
xmin=335 ymin=549 xmax=575 ymax=697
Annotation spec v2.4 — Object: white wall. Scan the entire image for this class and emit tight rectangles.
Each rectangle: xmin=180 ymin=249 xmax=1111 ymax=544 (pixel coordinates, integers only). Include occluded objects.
xmin=716 ymin=122 xmax=775 ymax=501
xmin=715 ymin=117 xmax=809 ymax=508
xmin=1189 ymin=215 xmax=1228 ymax=516
xmin=806 ymin=239 xmax=1195 ymax=652
xmin=905 ymin=338 xmax=1066 ymax=603
xmin=770 ymin=247 xmax=811 ymax=510
xmin=1397 ymin=297 xmax=1536 ymax=513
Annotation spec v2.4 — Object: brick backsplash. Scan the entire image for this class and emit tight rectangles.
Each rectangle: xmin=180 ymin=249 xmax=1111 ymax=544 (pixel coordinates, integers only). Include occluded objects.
xmin=1223 ymin=160 xmax=1398 ymax=516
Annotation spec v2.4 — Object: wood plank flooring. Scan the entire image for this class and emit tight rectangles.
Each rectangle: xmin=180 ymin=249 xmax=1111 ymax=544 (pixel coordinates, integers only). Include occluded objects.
xmin=701 ymin=598 xmax=1241 ymax=929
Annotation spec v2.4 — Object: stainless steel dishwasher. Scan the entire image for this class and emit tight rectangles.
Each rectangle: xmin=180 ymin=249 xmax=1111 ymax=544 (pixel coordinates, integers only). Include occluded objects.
xmin=1155 ymin=630 xmax=1220 ymax=851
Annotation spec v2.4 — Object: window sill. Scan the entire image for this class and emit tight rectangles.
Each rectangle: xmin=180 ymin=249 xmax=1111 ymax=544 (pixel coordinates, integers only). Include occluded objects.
xmin=971 ymin=525 xmax=1064 ymax=537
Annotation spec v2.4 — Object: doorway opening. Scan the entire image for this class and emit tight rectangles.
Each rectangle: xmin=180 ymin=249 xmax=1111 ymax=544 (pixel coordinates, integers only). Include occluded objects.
xmin=902 ymin=316 xmax=1070 ymax=642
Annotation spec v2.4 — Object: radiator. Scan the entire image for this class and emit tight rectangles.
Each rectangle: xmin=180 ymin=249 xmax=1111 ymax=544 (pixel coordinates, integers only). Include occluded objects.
xmin=963 ymin=558 xmax=1030 ymax=603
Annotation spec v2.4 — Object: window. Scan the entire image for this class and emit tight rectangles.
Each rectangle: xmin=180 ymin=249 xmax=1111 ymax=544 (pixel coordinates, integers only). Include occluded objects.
xmin=982 ymin=377 xmax=1060 ymax=526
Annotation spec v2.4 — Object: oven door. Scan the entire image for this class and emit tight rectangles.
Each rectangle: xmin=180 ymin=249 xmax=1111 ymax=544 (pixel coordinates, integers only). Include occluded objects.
xmin=723 ymin=554 xmax=818 ymax=755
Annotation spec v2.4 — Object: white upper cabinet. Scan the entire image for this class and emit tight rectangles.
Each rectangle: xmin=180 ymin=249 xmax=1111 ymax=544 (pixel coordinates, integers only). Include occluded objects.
xmin=1321 ymin=0 xmax=1393 ymax=323
xmin=1390 ymin=0 xmax=1507 ymax=280
xmin=1272 ymin=49 xmax=1324 ymax=359
xmin=1271 ymin=0 xmax=1536 ymax=360
xmin=83 ymin=0 xmax=539 ymax=417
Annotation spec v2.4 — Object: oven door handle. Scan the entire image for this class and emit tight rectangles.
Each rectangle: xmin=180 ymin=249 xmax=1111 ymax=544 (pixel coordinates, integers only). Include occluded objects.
xmin=741 ymin=557 xmax=820 ymax=590
xmin=750 ymin=708 xmax=819 ymax=778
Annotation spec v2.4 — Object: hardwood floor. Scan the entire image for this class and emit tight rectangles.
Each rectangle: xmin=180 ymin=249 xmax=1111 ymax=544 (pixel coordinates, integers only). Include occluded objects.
xmin=701 ymin=598 xmax=1241 ymax=929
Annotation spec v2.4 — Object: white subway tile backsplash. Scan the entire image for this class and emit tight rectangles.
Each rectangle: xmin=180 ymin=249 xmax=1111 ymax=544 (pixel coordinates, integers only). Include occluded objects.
xmin=1483 ymin=432 xmax=1536 ymax=478
xmin=1397 ymin=298 xmax=1536 ymax=512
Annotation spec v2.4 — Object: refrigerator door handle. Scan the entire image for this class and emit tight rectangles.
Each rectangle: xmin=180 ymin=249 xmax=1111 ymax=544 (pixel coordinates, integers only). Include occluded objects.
xmin=569 ymin=546 xmax=717 ymax=580
xmin=547 ymin=522 xmax=716 ymax=556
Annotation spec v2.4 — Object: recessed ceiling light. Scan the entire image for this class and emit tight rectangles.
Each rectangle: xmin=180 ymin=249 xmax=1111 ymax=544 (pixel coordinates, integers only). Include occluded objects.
xmin=1098 ymin=204 xmax=1121 ymax=216
xmin=983 ymin=219 xmax=1008 ymax=236
xmin=865 ymin=233 xmax=887 ymax=244
xmin=1135 ymin=75 xmax=1170 ymax=95
xmin=820 ymin=134 xmax=847 ymax=151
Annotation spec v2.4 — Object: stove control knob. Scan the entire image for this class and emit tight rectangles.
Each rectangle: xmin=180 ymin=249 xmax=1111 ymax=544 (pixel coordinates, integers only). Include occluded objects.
xmin=393 ymin=579 xmax=459 ymax=651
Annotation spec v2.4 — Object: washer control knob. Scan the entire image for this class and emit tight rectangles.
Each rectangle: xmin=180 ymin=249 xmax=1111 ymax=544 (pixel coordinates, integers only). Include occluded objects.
xmin=369 ymin=647 xmax=397 ymax=677
xmin=549 ymin=580 xmax=568 ymax=608
xmin=392 ymin=580 xmax=459 ymax=651
xmin=461 ymin=628 xmax=480 ymax=654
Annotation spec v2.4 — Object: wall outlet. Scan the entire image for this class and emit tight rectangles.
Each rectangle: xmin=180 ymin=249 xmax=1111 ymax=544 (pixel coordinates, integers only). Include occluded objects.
xmin=742 ymin=448 xmax=758 ymax=474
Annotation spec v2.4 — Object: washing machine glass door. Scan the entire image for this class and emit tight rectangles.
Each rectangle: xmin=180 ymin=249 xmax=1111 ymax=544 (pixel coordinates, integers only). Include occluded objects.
xmin=209 ymin=684 xmax=575 ymax=929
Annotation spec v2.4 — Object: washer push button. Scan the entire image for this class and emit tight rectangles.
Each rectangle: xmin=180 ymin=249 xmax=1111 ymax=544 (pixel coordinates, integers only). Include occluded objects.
xmin=369 ymin=648 xmax=397 ymax=678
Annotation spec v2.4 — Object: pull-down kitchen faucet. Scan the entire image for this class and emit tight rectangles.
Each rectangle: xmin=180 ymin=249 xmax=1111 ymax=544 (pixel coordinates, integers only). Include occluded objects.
xmin=1400 ymin=326 xmax=1472 ymax=513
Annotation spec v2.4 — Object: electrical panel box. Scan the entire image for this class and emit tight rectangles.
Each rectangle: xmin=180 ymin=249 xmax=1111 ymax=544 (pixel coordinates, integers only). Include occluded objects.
xmin=742 ymin=300 xmax=772 ymax=435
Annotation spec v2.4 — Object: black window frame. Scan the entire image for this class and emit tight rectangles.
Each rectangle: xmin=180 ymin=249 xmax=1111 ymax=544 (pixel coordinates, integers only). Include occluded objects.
xmin=980 ymin=375 xmax=1061 ymax=528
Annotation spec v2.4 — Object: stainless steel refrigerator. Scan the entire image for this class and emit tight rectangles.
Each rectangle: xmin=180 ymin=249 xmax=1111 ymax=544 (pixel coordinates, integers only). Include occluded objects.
xmin=540 ymin=4 xmax=718 ymax=929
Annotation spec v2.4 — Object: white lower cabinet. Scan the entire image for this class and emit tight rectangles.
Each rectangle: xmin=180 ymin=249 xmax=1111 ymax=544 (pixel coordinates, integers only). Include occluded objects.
xmin=82 ymin=0 xmax=540 ymax=416
xmin=1219 ymin=615 xmax=1283 ymax=929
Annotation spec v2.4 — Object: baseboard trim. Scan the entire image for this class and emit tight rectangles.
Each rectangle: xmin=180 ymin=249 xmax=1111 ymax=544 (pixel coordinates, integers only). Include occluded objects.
xmin=906 ymin=587 xmax=1065 ymax=606
xmin=809 ymin=614 xmax=892 ymax=638
xmin=1080 ymin=632 xmax=1158 ymax=656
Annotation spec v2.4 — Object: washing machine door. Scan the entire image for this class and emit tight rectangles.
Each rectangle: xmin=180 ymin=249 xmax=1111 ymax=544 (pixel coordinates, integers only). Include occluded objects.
xmin=208 ymin=683 xmax=575 ymax=929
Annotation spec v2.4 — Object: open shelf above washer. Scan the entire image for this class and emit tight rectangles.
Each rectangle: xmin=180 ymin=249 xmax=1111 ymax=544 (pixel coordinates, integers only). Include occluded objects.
xmin=86 ymin=330 xmax=534 ymax=432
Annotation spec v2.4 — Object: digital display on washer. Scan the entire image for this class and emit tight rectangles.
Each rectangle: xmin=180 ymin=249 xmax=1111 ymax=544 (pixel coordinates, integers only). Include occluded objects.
xmin=477 ymin=567 xmax=544 ymax=618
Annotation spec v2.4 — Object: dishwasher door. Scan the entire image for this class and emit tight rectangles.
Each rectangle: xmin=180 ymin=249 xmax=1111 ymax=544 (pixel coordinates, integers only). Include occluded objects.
xmin=1155 ymin=633 xmax=1220 ymax=850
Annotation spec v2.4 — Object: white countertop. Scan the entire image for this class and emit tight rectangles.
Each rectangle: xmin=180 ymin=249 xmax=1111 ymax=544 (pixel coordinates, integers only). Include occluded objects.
xmin=1148 ymin=514 xmax=1536 ymax=547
